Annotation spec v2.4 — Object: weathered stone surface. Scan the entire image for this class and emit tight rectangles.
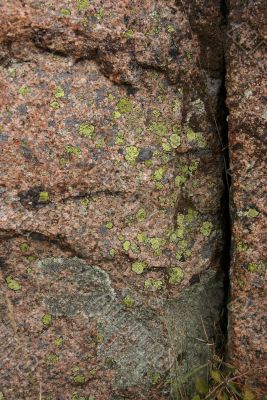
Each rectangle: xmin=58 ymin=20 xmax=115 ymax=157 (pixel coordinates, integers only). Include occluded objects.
xmin=226 ymin=0 xmax=267 ymax=396
xmin=0 ymin=0 xmax=229 ymax=399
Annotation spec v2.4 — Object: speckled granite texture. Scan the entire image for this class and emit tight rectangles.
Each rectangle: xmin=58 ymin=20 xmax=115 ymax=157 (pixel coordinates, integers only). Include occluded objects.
xmin=226 ymin=0 xmax=267 ymax=396
xmin=0 ymin=0 xmax=265 ymax=399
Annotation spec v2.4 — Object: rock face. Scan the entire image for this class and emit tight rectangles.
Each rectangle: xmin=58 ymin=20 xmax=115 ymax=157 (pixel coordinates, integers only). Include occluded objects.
xmin=226 ymin=0 xmax=267 ymax=396
xmin=0 ymin=0 xmax=264 ymax=399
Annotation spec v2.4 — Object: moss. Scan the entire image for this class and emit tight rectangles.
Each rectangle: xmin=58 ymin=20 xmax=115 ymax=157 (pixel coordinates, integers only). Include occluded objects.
xmin=42 ymin=313 xmax=52 ymax=326
xmin=18 ymin=85 xmax=30 ymax=96
xmin=124 ymin=146 xmax=140 ymax=165
xmin=54 ymin=86 xmax=65 ymax=98
xmin=144 ymin=278 xmax=163 ymax=290
xmin=54 ymin=336 xmax=63 ymax=347
xmin=247 ymin=261 xmax=265 ymax=275
xmin=200 ymin=221 xmax=213 ymax=237
xmin=122 ymin=240 xmax=131 ymax=251
xmin=122 ymin=296 xmax=135 ymax=308
xmin=149 ymin=237 xmax=166 ymax=256
xmin=65 ymin=145 xmax=82 ymax=157
xmin=6 ymin=276 xmax=22 ymax=291
xmin=76 ymin=0 xmax=89 ymax=11
xmin=148 ymin=371 xmax=161 ymax=385
xmin=60 ymin=8 xmax=71 ymax=16
xmin=132 ymin=261 xmax=147 ymax=274
xmin=117 ymin=98 xmax=133 ymax=114
xmin=169 ymin=133 xmax=181 ymax=149
xmin=244 ymin=208 xmax=259 ymax=218
xmin=20 ymin=242 xmax=29 ymax=252
xmin=124 ymin=29 xmax=134 ymax=39
xmin=105 ymin=221 xmax=113 ymax=229
xmin=73 ymin=374 xmax=85 ymax=385
xmin=136 ymin=208 xmax=147 ymax=222
xmin=149 ymin=121 xmax=168 ymax=137
xmin=168 ymin=267 xmax=184 ymax=284
xmin=39 ymin=191 xmax=49 ymax=202
xmin=79 ymin=123 xmax=95 ymax=139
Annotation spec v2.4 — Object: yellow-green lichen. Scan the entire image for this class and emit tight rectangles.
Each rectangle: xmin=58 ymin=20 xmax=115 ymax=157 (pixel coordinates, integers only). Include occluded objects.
xmin=94 ymin=7 xmax=104 ymax=21
xmin=187 ymin=127 xmax=207 ymax=148
xmin=79 ymin=123 xmax=95 ymax=139
xmin=244 ymin=208 xmax=259 ymax=218
xmin=39 ymin=191 xmax=49 ymax=202
xmin=42 ymin=313 xmax=52 ymax=326
xmin=65 ymin=145 xmax=82 ymax=157
xmin=54 ymin=336 xmax=63 ymax=347
xmin=136 ymin=208 xmax=147 ymax=222
xmin=117 ymin=98 xmax=133 ymax=114
xmin=168 ymin=267 xmax=184 ymax=285
xmin=115 ymin=131 xmax=125 ymax=145
xmin=236 ymin=242 xmax=248 ymax=252
xmin=50 ymin=101 xmax=60 ymax=110
xmin=46 ymin=353 xmax=59 ymax=365
xmin=124 ymin=146 xmax=140 ymax=165
xmin=76 ymin=0 xmax=89 ymax=11
xmin=132 ymin=261 xmax=147 ymax=274
xmin=124 ymin=29 xmax=134 ymax=39
xmin=105 ymin=221 xmax=113 ymax=229
xmin=247 ymin=261 xmax=265 ymax=275
xmin=6 ymin=276 xmax=22 ymax=291
xmin=136 ymin=232 xmax=148 ymax=243
xmin=153 ymin=167 xmax=165 ymax=182
xmin=122 ymin=240 xmax=131 ymax=251
xmin=60 ymin=7 xmax=71 ymax=16
xmin=149 ymin=122 xmax=168 ymax=137
xmin=18 ymin=85 xmax=30 ymax=96
xmin=122 ymin=296 xmax=135 ymax=308
xmin=20 ymin=242 xmax=30 ymax=252
xmin=149 ymin=237 xmax=166 ymax=256
xmin=148 ymin=371 xmax=161 ymax=385
xmin=73 ymin=374 xmax=85 ymax=385
xmin=169 ymin=133 xmax=181 ymax=149
xmin=175 ymin=160 xmax=199 ymax=188
xmin=54 ymin=86 xmax=65 ymax=98
xmin=144 ymin=278 xmax=163 ymax=290
xmin=200 ymin=221 xmax=213 ymax=237
xmin=109 ymin=248 xmax=116 ymax=257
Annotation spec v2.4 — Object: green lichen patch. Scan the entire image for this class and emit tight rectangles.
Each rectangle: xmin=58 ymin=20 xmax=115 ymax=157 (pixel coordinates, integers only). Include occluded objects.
xmin=122 ymin=240 xmax=131 ymax=251
xmin=60 ymin=7 xmax=71 ymax=16
xmin=200 ymin=221 xmax=213 ymax=237
xmin=167 ymin=25 xmax=175 ymax=33
xmin=76 ymin=0 xmax=89 ymax=11
xmin=169 ymin=133 xmax=181 ymax=149
xmin=79 ymin=123 xmax=95 ymax=139
xmin=109 ymin=248 xmax=116 ymax=257
xmin=94 ymin=7 xmax=105 ymax=21
xmin=42 ymin=313 xmax=52 ymax=326
xmin=117 ymin=98 xmax=133 ymax=114
xmin=54 ymin=86 xmax=65 ymax=98
xmin=65 ymin=145 xmax=82 ymax=158
xmin=39 ymin=191 xmax=49 ymax=202
xmin=122 ymin=296 xmax=135 ymax=308
xmin=50 ymin=101 xmax=60 ymax=110
xmin=168 ymin=267 xmax=184 ymax=285
xmin=149 ymin=121 xmax=168 ymax=137
xmin=73 ymin=374 xmax=85 ymax=385
xmin=54 ymin=336 xmax=63 ymax=347
xmin=152 ymin=167 xmax=165 ymax=182
xmin=136 ymin=208 xmax=147 ymax=222
xmin=20 ymin=242 xmax=30 ymax=252
xmin=124 ymin=29 xmax=134 ymax=39
xmin=115 ymin=131 xmax=125 ymax=145
xmin=18 ymin=85 xmax=31 ymax=96
xmin=6 ymin=276 xmax=22 ymax=291
xmin=144 ymin=278 xmax=163 ymax=290
xmin=187 ymin=127 xmax=207 ymax=148
xmin=148 ymin=371 xmax=161 ymax=385
xmin=46 ymin=353 xmax=59 ymax=365
xmin=132 ymin=261 xmax=147 ymax=274
xmin=244 ymin=208 xmax=259 ymax=218
xmin=136 ymin=232 xmax=148 ymax=243
xmin=149 ymin=237 xmax=166 ymax=256
xmin=247 ymin=261 xmax=265 ymax=275
xmin=175 ymin=160 xmax=199 ymax=188
xmin=124 ymin=146 xmax=140 ymax=165
xmin=236 ymin=242 xmax=248 ymax=252
xmin=105 ymin=221 xmax=113 ymax=229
